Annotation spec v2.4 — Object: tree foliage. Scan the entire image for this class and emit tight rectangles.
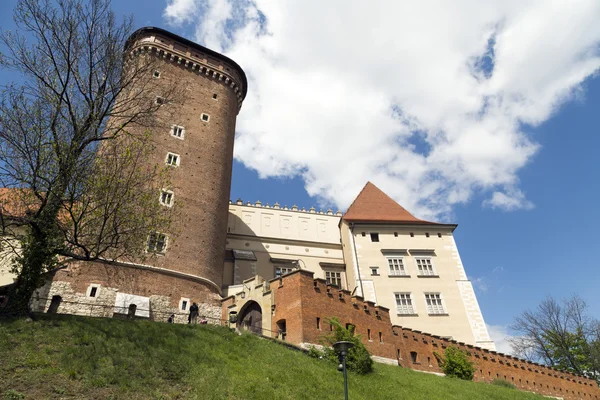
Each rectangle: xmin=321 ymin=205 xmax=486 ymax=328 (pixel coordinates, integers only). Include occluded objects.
xmin=434 ymin=346 xmax=475 ymax=380
xmin=319 ymin=317 xmax=374 ymax=374
xmin=0 ymin=0 xmax=180 ymax=313
xmin=510 ymin=295 xmax=600 ymax=384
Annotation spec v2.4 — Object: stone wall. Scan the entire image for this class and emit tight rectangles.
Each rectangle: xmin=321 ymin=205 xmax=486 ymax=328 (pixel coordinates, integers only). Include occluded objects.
xmin=34 ymin=261 xmax=222 ymax=324
xmin=225 ymin=270 xmax=600 ymax=400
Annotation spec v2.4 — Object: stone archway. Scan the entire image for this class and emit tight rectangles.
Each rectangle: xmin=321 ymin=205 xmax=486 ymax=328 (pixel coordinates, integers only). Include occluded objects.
xmin=237 ymin=301 xmax=262 ymax=335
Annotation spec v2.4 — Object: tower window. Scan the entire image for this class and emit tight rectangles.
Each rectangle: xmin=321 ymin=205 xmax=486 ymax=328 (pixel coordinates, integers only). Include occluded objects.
xmin=171 ymin=125 xmax=185 ymax=139
xmin=160 ymin=190 xmax=174 ymax=207
xmin=87 ymin=284 xmax=100 ymax=298
xmin=165 ymin=152 xmax=180 ymax=167
xmin=153 ymin=70 xmax=161 ymax=78
xmin=201 ymin=113 xmax=210 ymax=122
xmin=147 ymin=232 xmax=167 ymax=253
xmin=155 ymin=96 xmax=166 ymax=105
xmin=212 ymin=93 xmax=218 ymax=100
xmin=370 ymin=233 xmax=379 ymax=242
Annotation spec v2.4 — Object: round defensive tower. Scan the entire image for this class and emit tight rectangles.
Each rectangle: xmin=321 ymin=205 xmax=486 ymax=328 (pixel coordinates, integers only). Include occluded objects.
xmin=125 ymin=27 xmax=246 ymax=291
xmin=30 ymin=27 xmax=247 ymax=322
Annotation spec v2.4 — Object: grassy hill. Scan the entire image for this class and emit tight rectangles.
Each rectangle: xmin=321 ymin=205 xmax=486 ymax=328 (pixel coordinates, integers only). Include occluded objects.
xmin=0 ymin=315 xmax=545 ymax=400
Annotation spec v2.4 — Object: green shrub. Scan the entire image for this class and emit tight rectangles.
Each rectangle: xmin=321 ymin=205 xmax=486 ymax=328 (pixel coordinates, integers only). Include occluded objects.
xmin=307 ymin=345 xmax=325 ymax=359
xmin=320 ymin=317 xmax=373 ymax=374
xmin=491 ymin=379 xmax=516 ymax=389
xmin=3 ymin=389 xmax=25 ymax=400
xmin=434 ymin=346 xmax=475 ymax=380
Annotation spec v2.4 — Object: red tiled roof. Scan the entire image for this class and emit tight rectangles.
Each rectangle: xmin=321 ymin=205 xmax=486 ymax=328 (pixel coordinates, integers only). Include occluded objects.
xmin=342 ymin=182 xmax=448 ymax=226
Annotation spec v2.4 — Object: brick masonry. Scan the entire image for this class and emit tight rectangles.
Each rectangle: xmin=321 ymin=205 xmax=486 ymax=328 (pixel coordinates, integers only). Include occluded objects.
xmin=225 ymin=270 xmax=600 ymax=400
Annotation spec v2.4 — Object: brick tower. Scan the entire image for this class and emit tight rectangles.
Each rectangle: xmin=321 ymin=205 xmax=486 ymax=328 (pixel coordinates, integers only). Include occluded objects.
xmin=126 ymin=27 xmax=246 ymax=287
xmin=30 ymin=27 xmax=247 ymax=321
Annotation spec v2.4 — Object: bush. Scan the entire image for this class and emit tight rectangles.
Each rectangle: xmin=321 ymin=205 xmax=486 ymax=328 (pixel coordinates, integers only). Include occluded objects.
xmin=319 ymin=317 xmax=373 ymax=374
xmin=491 ymin=379 xmax=516 ymax=389
xmin=434 ymin=346 xmax=475 ymax=380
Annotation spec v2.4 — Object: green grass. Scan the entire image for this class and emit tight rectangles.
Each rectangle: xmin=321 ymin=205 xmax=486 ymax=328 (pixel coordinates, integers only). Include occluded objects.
xmin=0 ymin=315 xmax=545 ymax=400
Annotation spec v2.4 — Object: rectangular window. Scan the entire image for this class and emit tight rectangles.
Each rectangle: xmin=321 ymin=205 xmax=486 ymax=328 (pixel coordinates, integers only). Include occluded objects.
xmin=395 ymin=293 xmax=415 ymax=315
xmin=425 ymin=293 xmax=446 ymax=315
xmin=179 ymin=297 xmax=190 ymax=311
xmin=325 ymin=270 xmax=342 ymax=287
xmin=274 ymin=266 xmax=295 ymax=278
xmin=370 ymin=266 xmax=379 ymax=276
xmin=201 ymin=113 xmax=210 ymax=122
xmin=160 ymin=190 xmax=174 ymax=207
xmin=153 ymin=70 xmax=161 ymax=78
xmin=166 ymin=152 xmax=180 ymax=166
xmin=415 ymin=257 xmax=436 ymax=276
xmin=147 ymin=232 xmax=167 ymax=253
xmin=171 ymin=125 xmax=185 ymax=139
xmin=87 ymin=284 xmax=100 ymax=298
xmin=316 ymin=317 xmax=321 ymax=330
xmin=367 ymin=329 xmax=372 ymax=341
xmin=155 ymin=96 xmax=166 ymax=105
xmin=379 ymin=332 xmax=383 ymax=343
xmin=370 ymin=232 xmax=379 ymax=242
xmin=387 ymin=257 xmax=407 ymax=276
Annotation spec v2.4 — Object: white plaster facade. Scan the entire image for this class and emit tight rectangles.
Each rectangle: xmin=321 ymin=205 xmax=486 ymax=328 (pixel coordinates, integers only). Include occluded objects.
xmin=223 ymin=199 xmax=495 ymax=350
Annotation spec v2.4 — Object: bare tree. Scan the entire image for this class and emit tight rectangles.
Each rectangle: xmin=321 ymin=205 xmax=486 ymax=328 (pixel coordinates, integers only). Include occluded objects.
xmin=510 ymin=295 xmax=600 ymax=384
xmin=0 ymin=0 xmax=180 ymax=314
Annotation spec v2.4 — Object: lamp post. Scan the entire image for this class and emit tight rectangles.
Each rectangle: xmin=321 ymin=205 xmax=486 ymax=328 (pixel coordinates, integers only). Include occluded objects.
xmin=333 ymin=341 xmax=354 ymax=400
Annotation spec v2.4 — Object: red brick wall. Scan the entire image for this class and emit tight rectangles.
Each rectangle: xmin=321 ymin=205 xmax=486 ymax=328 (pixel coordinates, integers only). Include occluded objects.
xmin=268 ymin=270 xmax=600 ymax=400
xmin=51 ymin=261 xmax=220 ymax=309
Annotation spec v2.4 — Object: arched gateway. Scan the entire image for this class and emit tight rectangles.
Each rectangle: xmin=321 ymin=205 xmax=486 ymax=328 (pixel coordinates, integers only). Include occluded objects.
xmin=237 ymin=301 xmax=262 ymax=334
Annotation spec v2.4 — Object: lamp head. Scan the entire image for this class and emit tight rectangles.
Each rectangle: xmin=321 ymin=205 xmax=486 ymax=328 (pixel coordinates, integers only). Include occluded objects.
xmin=333 ymin=341 xmax=354 ymax=354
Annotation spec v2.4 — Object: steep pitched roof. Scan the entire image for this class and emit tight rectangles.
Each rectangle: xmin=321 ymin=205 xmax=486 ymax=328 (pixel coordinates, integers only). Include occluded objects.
xmin=342 ymin=182 xmax=450 ymax=226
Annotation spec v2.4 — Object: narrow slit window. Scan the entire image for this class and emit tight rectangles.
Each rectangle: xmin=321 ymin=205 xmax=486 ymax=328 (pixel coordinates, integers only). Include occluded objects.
xmin=316 ymin=317 xmax=321 ymax=330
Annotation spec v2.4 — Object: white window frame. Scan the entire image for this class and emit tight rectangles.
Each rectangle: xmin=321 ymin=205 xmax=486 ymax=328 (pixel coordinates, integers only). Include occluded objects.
xmin=387 ymin=256 xmax=408 ymax=276
xmin=201 ymin=113 xmax=210 ymax=122
xmin=159 ymin=189 xmax=174 ymax=207
xmin=274 ymin=266 xmax=296 ymax=278
xmin=170 ymin=125 xmax=185 ymax=140
xmin=179 ymin=297 xmax=190 ymax=311
xmin=395 ymin=292 xmax=415 ymax=315
xmin=424 ymin=292 xmax=446 ymax=315
xmin=86 ymin=284 xmax=101 ymax=298
xmin=415 ymin=257 xmax=436 ymax=276
xmin=370 ymin=266 xmax=380 ymax=276
xmin=153 ymin=70 xmax=161 ymax=79
xmin=165 ymin=152 xmax=180 ymax=167
xmin=147 ymin=232 xmax=168 ymax=254
xmin=324 ymin=270 xmax=343 ymax=288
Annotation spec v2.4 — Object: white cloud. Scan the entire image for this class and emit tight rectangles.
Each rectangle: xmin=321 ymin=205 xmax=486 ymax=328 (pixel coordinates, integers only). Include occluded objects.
xmin=163 ymin=0 xmax=198 ymax=24
xmin=486 ymin=324 xmax=515 ymax=355
xmin=470 ymin=277 xmax=489 ymax=293
xmin=164 ymin=0 xmax=600 ymax=219
xmin=484 ymin=188 xmax=534 ymax=211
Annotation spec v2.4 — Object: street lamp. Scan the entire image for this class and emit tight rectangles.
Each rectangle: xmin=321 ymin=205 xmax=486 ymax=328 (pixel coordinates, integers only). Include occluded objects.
xmin=333 ymin=341 xmax=354 ymax=400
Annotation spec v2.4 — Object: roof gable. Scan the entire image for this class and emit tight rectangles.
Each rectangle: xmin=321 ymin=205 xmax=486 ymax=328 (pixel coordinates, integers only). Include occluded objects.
xmin=342 ymin=182 xmax=442 ymax=225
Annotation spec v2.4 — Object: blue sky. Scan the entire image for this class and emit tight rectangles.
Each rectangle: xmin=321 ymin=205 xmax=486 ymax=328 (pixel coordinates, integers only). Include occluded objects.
xmin=2 ymin=0 xmax=600 ymax=352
